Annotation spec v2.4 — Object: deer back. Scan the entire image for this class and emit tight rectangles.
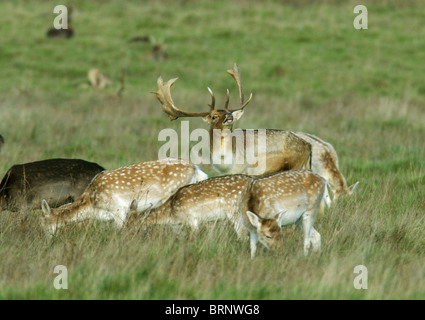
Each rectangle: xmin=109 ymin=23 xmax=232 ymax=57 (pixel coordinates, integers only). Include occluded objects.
xmin=247 ymin=170 xmax=326 ymax=226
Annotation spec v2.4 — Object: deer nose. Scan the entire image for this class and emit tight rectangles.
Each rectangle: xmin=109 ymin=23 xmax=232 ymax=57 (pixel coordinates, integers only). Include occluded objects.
xmin=224 ymin=114 xmax=233 ymax=124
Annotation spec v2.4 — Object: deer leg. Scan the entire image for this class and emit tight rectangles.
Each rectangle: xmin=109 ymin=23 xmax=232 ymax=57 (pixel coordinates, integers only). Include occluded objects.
xmin=300 ymin=212 xmax=313 ymax=256
xmin=234 ymin=218 xmax=249 ymax=241
xmin=310 ymin=227 xmax=321 ymax=252
xmin=190 ymin=219 xmax=199 ymax=232
xmin=112 ymin=207 xmax=128 ymax=229
xmin=249 ymin=232 xmax=258 ymax=259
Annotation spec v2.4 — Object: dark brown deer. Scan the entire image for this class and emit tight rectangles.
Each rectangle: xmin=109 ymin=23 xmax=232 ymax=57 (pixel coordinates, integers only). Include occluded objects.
xmin=0 ymin=158 xmax=104 ymax=211
xmin=152 ymin=64 xmax=312 ymax=176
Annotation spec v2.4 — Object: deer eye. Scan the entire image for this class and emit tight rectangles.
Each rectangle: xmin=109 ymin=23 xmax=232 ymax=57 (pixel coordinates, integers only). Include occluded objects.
xmin=212 ymin=115 xmax=218 ymax=120
xmin=265 ymin=235 xmax=272 ymax=239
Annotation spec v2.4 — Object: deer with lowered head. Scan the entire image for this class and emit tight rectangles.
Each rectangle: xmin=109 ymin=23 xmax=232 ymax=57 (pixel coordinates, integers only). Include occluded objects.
xmin=40 ymin=158 xmax=208 ymax=236
xmin=129 ymin=169 xmax=327 ymax=258
xmin=294 ymin=132 xmax=358 ymax=203
xmin=242 ymin=170 xmax=326 ymax=258
xmin=152 ymin=64 xmax=312 ymax=177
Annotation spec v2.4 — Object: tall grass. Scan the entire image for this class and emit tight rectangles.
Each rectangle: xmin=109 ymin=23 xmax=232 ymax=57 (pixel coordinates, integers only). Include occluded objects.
xmin=0 ymin=0 xmax=424 ymax=299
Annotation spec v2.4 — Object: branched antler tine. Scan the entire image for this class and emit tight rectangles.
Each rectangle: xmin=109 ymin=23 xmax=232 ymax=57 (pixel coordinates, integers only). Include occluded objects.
xmin=207 ymin=87 xmax=215 ymax=110
xmin=224 ymin=89 xmax=230 ymax=111
xmin=227 ymin=63 xmax=244 ymax=105
xmin=226 ymin=63 xmax=253 ymax=111
xmin=152 ymin=77 xmax=210 ymax=120
xmin=241 ymin=92 xmax=253 ymax=109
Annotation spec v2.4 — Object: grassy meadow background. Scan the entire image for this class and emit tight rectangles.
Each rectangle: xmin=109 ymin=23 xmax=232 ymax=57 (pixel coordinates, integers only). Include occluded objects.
xmin=0 ymin=0 xmax=424 ymax=299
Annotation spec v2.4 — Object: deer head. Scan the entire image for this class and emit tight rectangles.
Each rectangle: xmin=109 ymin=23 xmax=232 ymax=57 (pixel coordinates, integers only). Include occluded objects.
xmin=242 ymin=210 xmax=286 ymax=257
xmin=152 ymin=63 xmax=253 ymax=131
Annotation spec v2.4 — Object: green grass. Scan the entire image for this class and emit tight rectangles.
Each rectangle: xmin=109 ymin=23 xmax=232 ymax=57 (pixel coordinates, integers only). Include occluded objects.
xmin=0 ymin=0 xmax=424 ymax=300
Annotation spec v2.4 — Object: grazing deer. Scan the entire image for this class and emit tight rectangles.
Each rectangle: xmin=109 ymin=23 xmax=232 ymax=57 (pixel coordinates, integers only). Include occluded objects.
xmin=87 ymin=69 xmax=125 ymax=99
xmin=40 ymin=158 xmax=208 ymax=235
xmin=0 ymin=158 xmax=104 ymax=211
xmin=152 ymin=64 xmax=312 ymax=176
xmin=127 ymin=174 xmax=254 ymax=239
xmin=129 ymin=169 xmax=326 ymax=258
xmin=242 ymin=170 xmax=326 ymax=258
xmin=295 ymin=132 xmax=359 ymax=203
xmin=88 ymin=69 xmax=113 ymax=89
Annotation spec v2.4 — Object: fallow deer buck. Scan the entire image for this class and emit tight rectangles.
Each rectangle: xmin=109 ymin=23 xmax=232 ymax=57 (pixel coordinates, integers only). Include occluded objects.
xmin=0 ymin=158 xmax=104 ymax=211
xmin=152 ymin=64 xmax=312 ymax=176
xmin=40 ymin=158 xmax=208 ymax=236
xmin=129 ymin=169 xmax=326 ymax=258
xmin=153 ymin=64 xmax=358 ymax=204
xmin=294 ymin=132 xmax=358 ymax=203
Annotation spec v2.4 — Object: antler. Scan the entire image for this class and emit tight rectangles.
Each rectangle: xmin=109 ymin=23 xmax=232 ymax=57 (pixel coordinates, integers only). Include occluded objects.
xmin=207 ymin=87 xmax=216 ymax=111
xmin=226 ymin=63 xmax=253 ymax=112
xmin=152 ymin=77 xmax=211 ymax=120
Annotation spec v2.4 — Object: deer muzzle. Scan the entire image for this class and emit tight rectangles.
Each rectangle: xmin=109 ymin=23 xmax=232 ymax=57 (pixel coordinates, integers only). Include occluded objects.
xmin=224 ymin=113 xmax=233 ymax=124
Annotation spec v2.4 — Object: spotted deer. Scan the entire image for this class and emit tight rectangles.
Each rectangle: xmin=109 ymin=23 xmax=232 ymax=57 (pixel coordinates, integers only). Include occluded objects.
xmin=129 ymin=169 xmax=326 ymax=258
xmin=0 ymin=158 xmax=104 ymax=211
xmin=127 ymin=174 xmax=253 ymax=239
xmin=242 ymin=170 xmax=327 ymax=258
xmin=40 ymin=158 xmax=208 ymax=235
xmin=295 ymin=132 xmax=358 ymax=203
xmin=152 ymin=64 xmax=312 ymax=176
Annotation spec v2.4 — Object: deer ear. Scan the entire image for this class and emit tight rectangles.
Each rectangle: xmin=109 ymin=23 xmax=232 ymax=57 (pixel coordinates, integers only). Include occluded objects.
xmin=246 ymin=211 xmax=261 ymax=229
xmin=130 ymin=199 xmax=138 ymax=212
xmin=348 ymin=181 xmax=359 ymax=194
xmin=202 ymin=115 xmax=211 ymax=123
xmin=231 ymin=110 xmax=244 ymax=122
xmin=275 ymin=209 xmax=288 ymax=228
xmin=41 ymin=200 xmax=51 ymax=216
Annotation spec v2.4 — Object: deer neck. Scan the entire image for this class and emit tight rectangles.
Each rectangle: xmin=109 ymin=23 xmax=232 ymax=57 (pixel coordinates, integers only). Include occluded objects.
xmin=209 ymin=126 xmax=236 ymax=172
xmin=44 ymin=196 xmax=92 ymax=233
xmin=143 ymin=201 xmax=175 ymax=226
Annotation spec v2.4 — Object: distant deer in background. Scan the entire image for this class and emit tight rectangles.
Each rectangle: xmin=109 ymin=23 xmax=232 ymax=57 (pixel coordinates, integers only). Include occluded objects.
xmin=0 ymin=158 xmax=104 ymax=211
xmin=129 ymin=35 xmax=168 ymax=61
xmin=88 ymin=69 xmax=113 ymax=89
xmin=40 ymin=158 xmax=208 ymax=236
xmin=87 ymin=69 xmax=125 ymax=99
xmin=153 ymin=64 xmax=312 ymax=176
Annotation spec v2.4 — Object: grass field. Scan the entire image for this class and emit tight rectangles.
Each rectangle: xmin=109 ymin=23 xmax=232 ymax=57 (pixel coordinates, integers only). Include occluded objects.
xmin=0 ymin=0 xmax=424 ymax=300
